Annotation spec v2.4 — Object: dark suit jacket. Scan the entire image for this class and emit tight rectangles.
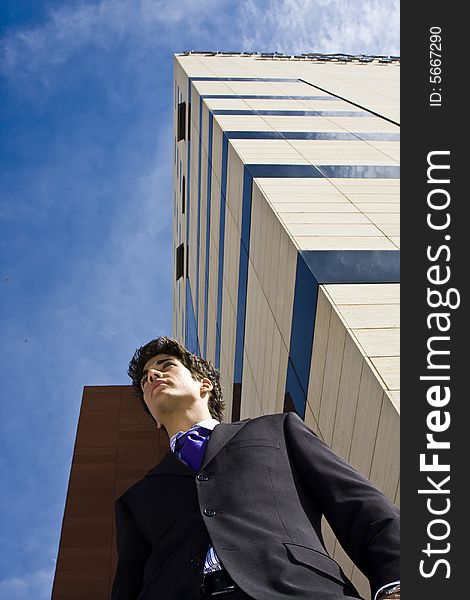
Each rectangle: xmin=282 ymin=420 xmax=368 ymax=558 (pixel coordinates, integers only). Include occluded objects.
xmin=111 ymin=412 xmax=399 ymax=600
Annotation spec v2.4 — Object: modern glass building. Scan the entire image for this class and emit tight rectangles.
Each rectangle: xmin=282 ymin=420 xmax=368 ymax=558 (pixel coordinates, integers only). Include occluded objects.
xmin=172 ymin=52 xmax=400 ymax=598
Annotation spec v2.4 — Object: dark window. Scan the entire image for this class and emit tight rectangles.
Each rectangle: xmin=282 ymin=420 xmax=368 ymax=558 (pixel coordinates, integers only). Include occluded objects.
xmin=176 ymin=243 xmax=184 ymax=280
xmin=188 ymin=102 xmax=191 ymax=141
xmin=177 ymin=102 xmax=186 ymax=141
xmin=182 ymin=175 xmax=185 ymax=214
xmin=186 ymin=244 xmax=189 ymax=278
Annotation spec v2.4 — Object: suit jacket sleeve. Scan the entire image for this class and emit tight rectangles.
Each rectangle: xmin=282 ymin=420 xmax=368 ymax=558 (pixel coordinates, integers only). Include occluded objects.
xmin=284 ymin=412 xmax=399 ymax=596
xmin=111 ymin=497 xmax=151 ymax=600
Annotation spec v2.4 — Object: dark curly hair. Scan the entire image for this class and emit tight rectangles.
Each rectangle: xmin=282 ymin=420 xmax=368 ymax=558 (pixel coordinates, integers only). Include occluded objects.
xmin=128 ymin=336 xmax=224 ymax=421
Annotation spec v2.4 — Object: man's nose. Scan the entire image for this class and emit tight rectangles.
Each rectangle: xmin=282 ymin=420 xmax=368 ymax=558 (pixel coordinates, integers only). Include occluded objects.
xmin=147 ymin=369 xmax=162 ymax=383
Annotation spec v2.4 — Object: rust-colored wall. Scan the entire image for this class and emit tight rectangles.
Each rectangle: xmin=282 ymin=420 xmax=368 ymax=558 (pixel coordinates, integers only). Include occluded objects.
xmin=51 ymin=385 xmax=169 ymax=599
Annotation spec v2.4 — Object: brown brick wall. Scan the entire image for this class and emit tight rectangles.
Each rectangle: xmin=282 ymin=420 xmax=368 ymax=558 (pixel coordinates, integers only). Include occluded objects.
xmin=51 ymin=385 xmax=168 ymax=599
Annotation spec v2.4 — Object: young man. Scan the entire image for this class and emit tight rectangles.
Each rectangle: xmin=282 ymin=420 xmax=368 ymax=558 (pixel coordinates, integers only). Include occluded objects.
xmin=112 ymin=337 xmax=400 ymax=600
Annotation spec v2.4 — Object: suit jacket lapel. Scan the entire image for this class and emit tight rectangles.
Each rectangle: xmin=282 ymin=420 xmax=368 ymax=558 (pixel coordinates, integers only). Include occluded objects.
xmin=201 ymin=419 xmax=250 ymax=469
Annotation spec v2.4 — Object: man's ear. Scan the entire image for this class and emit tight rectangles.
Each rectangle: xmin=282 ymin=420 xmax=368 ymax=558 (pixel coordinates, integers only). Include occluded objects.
xmin=200 ymin=377 xmax=213 ymax=396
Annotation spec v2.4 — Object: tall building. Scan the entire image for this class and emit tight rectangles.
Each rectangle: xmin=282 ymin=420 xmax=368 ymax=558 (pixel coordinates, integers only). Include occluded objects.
xmin=51 ymin=386 xmax=167 ymax=599
xmin=52 ymin=52 xmax=400 ymax=600
xmin=172 ymin=52 xmax=400 ymax=598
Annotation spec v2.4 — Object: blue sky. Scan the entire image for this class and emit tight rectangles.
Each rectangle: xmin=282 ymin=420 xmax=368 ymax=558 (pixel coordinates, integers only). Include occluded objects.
xmin=0 ymin=1 xmax=399 ymax=597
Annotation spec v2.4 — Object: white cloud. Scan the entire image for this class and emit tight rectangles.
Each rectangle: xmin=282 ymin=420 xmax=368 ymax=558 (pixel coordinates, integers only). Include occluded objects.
xmin=0 ymin=566 xmax=54 ymax=600
xmin=1 ymin=0 xmax=399 ymax=104
xmin=1 ymin=0 xmax=222 ymax=82
xmin=238 ymin=0 xmax=400 ymax=56
xmin=1 ymin=0 xmax=399 ymax=87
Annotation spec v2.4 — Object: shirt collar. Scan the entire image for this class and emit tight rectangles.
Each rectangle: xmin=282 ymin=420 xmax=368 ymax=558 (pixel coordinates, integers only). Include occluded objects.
xmin=169 ymin=418 xmax=220 ymax=451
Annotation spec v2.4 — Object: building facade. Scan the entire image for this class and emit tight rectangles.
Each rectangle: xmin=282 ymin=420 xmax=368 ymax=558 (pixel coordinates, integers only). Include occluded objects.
xmin=172 ymin=52 xmax=400 ymax=598
xmin=51 ymin=386 xmax=167 ymax=599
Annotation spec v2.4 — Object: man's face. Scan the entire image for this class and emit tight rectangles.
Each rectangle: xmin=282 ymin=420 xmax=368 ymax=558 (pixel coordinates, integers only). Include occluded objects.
xmin=141 ymin=353 xmax=210 ymax=421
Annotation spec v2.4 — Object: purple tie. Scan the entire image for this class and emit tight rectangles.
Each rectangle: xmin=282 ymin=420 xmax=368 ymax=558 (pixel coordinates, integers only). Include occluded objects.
xmin=175 ymin=426 xmax=212 ymax=472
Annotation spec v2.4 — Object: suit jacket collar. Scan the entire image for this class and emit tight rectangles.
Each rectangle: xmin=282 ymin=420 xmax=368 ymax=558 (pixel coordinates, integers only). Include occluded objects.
xmin=145 ymin=419 xmax=250 ymax=477
xmin=145 ymin=451 xmax=195 ymax=477
xmin=200 ymin=419 xmax=249 ymax=469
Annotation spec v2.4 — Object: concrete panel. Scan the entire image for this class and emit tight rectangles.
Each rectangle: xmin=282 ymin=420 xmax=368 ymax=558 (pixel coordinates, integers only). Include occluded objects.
xmin=385 ymin=390 xmax=400 ymax=412
xmin=211 ymin=120 xmax=224 ymax=189
xmin=192 ymin=81 xmax=235 ymax=96
xmin=267 ymin=210 xmax=282 ymax=307
xmin=317 ymin=308 xmax=346 ymax=445
xmin=274 ymin=336 xmax=290 ymax=414
xmin=230 ymin=138 xmax=309 ymax=165
xmin=267 ymin=322 xmax=282 ymax=415
xmin=376 ymin=223 xmax=400 ymax=236
xmin=204 ymin=98 xmax=251 ymax=110
xmin=198 ymin=148 xmax=209 ymax=338
xmin=348 ymin=364 xmax=384 ymax=480
xmin=226 ymin=145 xmax=244 ymax=230
xmin=329 ymin=179 xmax=400 ymax=194
xmin=281 ymin=212 xmax=369 ymax=224
xmin=350 ymin=566 xmax=370 ymax=600
xmin=191 ymin=89 xmax=201 ymax=137
xmin=394 ymin=479 xmax=400 ymax=508
xmin=321 ymin=518 xmax=336 ymax=557
xmin=220 ymin=287 xmax=236 ymax=418
xmin=222 ymin=206 xmax=240 ymax=311
xmin=280 ymin=235 xmax=297 ymax=351
xmin=352 ymin=328 xmax=400 ymax=357
xmin=214 ymin=114 xmax=276 ymax=131
xmin=335 ymin=304 xmax=400 ymax=329
xmin=367 ymin=213 xmax=400 ymax=223
xmin=296 ymin=236 xmax=396 ymax=251
xmin=275 ymin=203 xmax=360 ymax=213
xmin=331 ymin=333 xmax=364 ymax=460
xmin=369 ymin=356 xmax=400 ymax=390
xmin=243 ymin=263 xmax=258 ymax=398
xmin=201 ymin=102 xmax=210 ymax=156
xmin=333 ymin=542 xmax=354 ymax=580
xmin=206 ymin=286 xmax=217 ymax=365
xmin=258 ymin=294 xmax=270 ymax=408
xmin=307 ymin=287 xmax=332 ymax=423
xmin=287 ymin=223 xmax=383 ymax=236
xmin=304 ymin=401 xmax=321 ymax=438
xmin=249 ymin=182 xmax=263 ymax=281
xmin=210 ymin=176 xmax=221 ymax=246
xmin=369 ymin=394 xmax=400 ymax=499
xmin=219 ymin=347 xmax=233 ymax=422
xmin=289 ymin=140 xmax=398 ymax=166
xmin=325 ymin=283 xmax=400 ymax=305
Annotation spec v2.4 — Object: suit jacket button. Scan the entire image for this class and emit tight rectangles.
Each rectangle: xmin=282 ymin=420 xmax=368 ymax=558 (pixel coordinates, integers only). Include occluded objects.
xmin=197 ymin=473 xmax=209 ymax=481
xmin=189 ymin=556 xmax=200 ymax=568
xmin=203 ymin=509 xmax=216 ymax=517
